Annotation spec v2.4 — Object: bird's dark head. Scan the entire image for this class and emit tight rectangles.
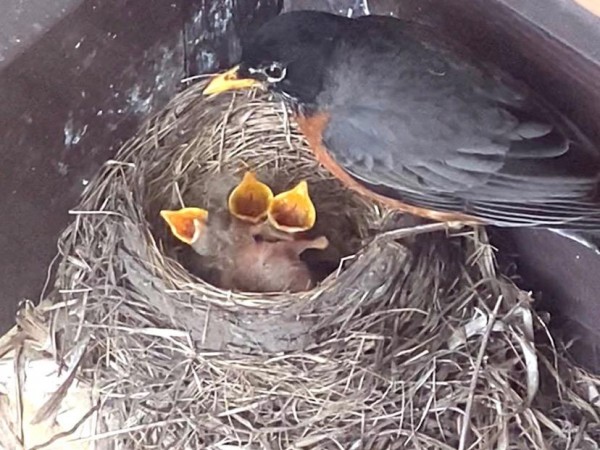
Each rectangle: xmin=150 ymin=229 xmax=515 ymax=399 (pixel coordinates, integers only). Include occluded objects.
xmin=203 ymin=11 xmax=347 ymax=108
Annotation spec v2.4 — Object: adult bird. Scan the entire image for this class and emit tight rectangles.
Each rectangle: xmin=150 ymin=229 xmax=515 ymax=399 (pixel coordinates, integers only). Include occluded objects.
xmin=202 ymin=10 xmax=600 ymax=244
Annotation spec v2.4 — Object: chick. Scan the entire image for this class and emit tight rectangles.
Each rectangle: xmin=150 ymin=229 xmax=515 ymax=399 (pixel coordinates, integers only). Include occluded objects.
xmin=160 ymin=171 xmax=329 ymax=293
xmin=223 ymin=234 xmax=329 ymax=292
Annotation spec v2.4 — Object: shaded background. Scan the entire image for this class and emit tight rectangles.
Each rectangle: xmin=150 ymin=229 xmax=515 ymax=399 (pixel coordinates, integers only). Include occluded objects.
xmin=1 ymin=0 xmax=599 ymax=371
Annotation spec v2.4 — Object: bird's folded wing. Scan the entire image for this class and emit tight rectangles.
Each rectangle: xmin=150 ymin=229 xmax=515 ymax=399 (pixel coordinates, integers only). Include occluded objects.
xmin=322 ymin=105 xmax=600 ymax=228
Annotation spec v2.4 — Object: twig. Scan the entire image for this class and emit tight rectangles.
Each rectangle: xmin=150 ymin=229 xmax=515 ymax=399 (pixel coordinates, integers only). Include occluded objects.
xmin=458 ymin=295 xmax=504 ymax=450
xmin=372 ymin=221 xmax=467 ymax=243
xmin=30 ymin=402 xmax=100 ymax=450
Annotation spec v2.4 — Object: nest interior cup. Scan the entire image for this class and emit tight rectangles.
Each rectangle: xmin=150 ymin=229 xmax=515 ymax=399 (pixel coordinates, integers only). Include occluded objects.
xmin=144 ymin=80 xmax=384 ymax=294
xmin=47 ymin=78 xmax=600 ymax=449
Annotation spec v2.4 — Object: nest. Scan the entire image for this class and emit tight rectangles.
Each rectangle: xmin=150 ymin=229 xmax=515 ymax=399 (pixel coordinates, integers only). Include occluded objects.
xmin=40 ymin=79 xmax=600 ymax=449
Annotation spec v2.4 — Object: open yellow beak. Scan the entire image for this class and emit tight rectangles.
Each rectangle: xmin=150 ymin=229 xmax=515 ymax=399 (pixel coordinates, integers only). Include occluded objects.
xmin=160 ymin=207 xmax=208 ymax=245
xmin=268 ymin=180 xmax=317 ymax=233
xmin=203 ymin=65 xmax=261 ymax=96
xmin=228 ymin=171 xmax=274 ymax=224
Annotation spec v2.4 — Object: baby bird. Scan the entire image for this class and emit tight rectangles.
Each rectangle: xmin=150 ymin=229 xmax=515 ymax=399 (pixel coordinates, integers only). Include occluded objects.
xmin=160 ymin=171 xmax=328 ymax=293
xmin=223 ymin=234 xmax=329 ymax=292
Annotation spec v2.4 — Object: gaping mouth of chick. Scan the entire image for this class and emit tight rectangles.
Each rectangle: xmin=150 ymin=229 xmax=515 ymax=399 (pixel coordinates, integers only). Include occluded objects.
xmin=268 ymin=181 xmax=316 ymax=233
xmin=227 ymin=171 xmax=274 ymax=224
xmin=159 ymin=207 xmax=208 ymax=245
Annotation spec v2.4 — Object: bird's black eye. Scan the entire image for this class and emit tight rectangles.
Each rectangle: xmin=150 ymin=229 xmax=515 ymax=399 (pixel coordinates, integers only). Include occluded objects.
xmin=263 ymin=62 xmax=286 ymax=82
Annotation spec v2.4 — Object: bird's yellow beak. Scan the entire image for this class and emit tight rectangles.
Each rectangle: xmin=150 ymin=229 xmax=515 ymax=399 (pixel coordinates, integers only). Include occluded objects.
xmin=228 ymin=171 xmax=274 ymax=224
xmin=268 ymin=180 xmax=317 ymax=233
xmin=203 ymin=65 xmax=261 ymax=96
xmin=160 ymin=207 xmax=208 ymax=245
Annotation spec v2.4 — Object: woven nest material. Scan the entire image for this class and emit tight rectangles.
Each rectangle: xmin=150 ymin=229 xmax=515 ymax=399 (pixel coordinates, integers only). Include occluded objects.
xmin=44 ymin=79 xmax=600 ymax=449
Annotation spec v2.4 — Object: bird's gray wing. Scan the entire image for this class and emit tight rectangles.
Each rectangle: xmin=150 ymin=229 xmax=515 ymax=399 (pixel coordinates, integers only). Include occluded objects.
xmin=322 ymin=104 xmax=600 ymax=229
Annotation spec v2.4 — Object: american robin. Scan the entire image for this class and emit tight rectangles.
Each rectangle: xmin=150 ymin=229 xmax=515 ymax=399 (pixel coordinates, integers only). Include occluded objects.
xmin=202 ymin=10 xmax=600 ymax=232
xmin=160 ymin=171 xmax=329 ymax=292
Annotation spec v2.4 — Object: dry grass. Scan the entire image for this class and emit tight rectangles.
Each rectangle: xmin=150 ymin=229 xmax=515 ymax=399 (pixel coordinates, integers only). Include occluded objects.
xmin=42 ymin=79 xmax=600 ymax=449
